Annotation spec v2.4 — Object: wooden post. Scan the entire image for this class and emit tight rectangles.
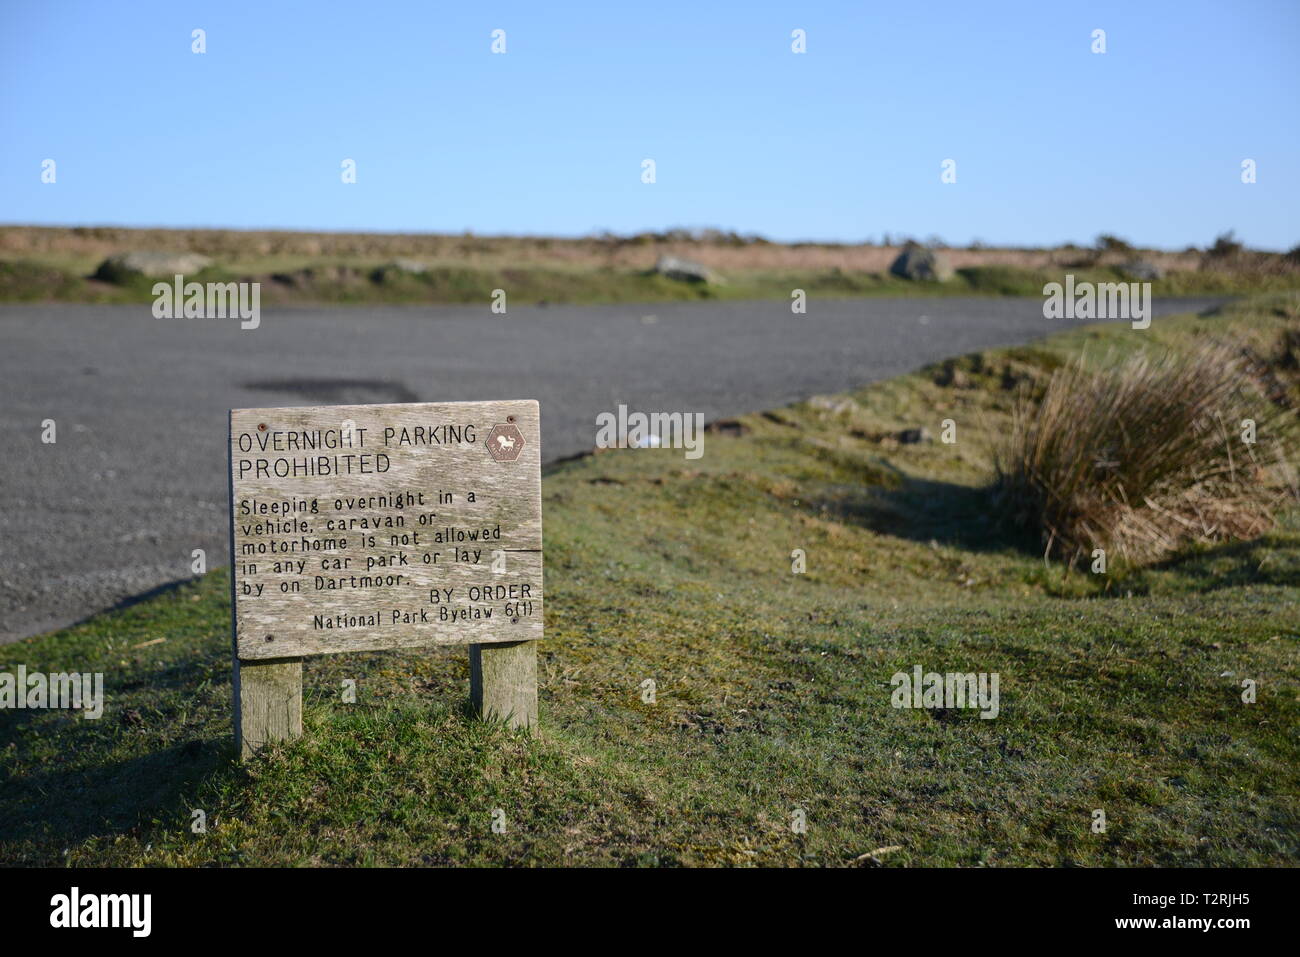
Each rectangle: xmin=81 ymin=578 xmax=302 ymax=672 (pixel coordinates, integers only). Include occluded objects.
xmin=470 ymin=641 xmax=537 ymax=729
xmin=233 ymin=657 xmax=303 ymax=758
xmin=230 ymin=416 xmax=303 ymax=760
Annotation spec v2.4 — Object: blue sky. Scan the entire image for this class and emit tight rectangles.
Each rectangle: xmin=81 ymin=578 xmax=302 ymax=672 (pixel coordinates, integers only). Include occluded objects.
xmin=2 ymin=0 xmax=1297 ymax=249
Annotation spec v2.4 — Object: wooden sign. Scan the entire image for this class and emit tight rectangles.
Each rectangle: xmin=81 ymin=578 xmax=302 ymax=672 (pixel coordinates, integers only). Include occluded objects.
xmin=227 ymin=400 xmax=542 ymax=756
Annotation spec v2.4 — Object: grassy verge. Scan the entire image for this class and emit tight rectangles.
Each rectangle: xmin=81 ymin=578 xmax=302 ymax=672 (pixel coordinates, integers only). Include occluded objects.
xmin=4 ymin=259 xmax=1298 ymax=307
xmin=2 ymin=296 xmax=1297 ymax=866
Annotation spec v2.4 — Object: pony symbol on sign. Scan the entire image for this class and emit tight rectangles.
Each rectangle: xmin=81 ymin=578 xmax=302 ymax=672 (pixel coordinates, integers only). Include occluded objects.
xmin=486 ymin=422 xmax=525 ymax=462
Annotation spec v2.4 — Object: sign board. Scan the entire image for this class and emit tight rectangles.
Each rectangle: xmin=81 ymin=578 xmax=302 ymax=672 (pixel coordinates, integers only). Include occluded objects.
xmin=228 ymin=399 xmax=542 ymax=661
xmin=227 ymin=399 xmax=543 ymax=755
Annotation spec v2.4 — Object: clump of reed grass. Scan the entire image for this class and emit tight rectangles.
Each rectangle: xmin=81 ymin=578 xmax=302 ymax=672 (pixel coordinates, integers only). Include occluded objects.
xmin=993 ymin=342 xmax=1297 ymax=566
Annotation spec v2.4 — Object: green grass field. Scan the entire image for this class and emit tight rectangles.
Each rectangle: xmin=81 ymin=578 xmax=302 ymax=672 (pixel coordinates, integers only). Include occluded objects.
xmin=2 ymin=295 xmax=1297 ymax=867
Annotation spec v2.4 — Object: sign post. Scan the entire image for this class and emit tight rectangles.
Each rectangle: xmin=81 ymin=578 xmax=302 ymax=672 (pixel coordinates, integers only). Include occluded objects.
xmin=228 ymin=400 xmax=542 ymax=758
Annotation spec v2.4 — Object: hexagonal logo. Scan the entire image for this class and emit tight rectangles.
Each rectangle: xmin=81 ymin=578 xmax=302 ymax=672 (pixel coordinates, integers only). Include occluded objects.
xmin=486 ymin=422 xmax=524 ymax=462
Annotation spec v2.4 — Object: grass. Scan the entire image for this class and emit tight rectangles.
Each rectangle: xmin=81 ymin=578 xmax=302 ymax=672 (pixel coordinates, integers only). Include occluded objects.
xmin=1 ymin=295 xmax=1297 ymax=867
xmin=994 ymin=341 xmax=1296 ymax=566
xmin=4 ymin=225 xmax=1300 ymax=306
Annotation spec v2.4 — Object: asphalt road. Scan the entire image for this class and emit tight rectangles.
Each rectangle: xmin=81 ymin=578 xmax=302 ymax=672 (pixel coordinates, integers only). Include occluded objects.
xmin=0 ymin=296 xmax=1227 ymax=644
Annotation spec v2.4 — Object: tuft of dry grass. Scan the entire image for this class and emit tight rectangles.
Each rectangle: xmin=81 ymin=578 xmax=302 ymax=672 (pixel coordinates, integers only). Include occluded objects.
xmin=993 ymin=342 xmax=1297 ymax=566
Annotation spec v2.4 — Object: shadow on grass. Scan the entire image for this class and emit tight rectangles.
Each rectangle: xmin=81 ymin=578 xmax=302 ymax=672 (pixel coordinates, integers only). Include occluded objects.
xmin=821 ymin=474 xmax=1043 ymax=556
xmin=822 ymin=474 xmax=1297 ymax=594
xmin=1147 ymin=535 xmax=1300 ymax=591
xmin=0 ymin=734 xmax=232 ymax=849
xmin=63 ymin=576 xmax=200 ymax=632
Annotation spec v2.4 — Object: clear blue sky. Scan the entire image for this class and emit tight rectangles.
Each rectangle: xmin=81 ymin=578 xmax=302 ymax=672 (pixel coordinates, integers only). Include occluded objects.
xmin=2 ymin=0 xmax=1297 ymax=249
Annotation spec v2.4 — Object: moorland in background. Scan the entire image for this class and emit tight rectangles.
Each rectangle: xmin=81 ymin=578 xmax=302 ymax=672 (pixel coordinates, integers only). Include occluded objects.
xmin=3 ymin=225 xmax=1299 ymax=306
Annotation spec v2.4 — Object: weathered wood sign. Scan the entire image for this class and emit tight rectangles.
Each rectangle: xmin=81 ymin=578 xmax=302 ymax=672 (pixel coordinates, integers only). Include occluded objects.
xmin=228 ymin=400 xmax=542 ymax=757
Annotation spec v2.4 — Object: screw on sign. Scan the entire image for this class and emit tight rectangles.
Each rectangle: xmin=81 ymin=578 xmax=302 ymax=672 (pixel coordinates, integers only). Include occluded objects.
xmin=487 ymin=422 xmax=525 ymax=462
